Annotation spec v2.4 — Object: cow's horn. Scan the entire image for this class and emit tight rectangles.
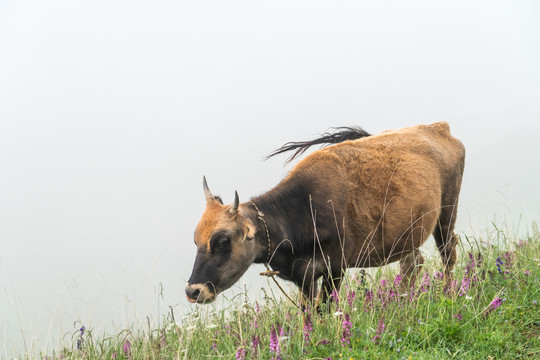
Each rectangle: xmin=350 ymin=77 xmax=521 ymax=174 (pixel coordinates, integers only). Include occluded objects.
xmin=230 ymin=191 xmax=239 ymax=214
xmin=203 ymin=176 xmax=213 ymax=202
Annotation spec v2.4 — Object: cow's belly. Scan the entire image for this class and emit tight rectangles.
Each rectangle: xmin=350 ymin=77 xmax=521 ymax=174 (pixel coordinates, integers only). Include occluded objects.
xmin=344 ymin=198 xmax=440 ymax=268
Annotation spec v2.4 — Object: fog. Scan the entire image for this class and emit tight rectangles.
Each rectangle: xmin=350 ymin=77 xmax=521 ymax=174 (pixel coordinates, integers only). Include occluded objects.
xmin=1 ymin=0 xmax=539 ymax=356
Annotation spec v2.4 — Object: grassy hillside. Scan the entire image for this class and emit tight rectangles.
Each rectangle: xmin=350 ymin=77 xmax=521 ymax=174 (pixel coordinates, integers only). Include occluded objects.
xmin=45 ymin=225 xmax=539 ymax=359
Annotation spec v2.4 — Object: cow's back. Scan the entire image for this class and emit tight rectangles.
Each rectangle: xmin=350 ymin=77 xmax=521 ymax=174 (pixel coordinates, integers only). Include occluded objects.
xmin=311 ymin=122 xmax=464 ymax=266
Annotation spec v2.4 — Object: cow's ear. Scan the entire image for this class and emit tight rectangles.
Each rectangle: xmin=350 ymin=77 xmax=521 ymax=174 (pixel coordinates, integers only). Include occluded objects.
xmin=242 ymin=223 xmax=256 ymax=242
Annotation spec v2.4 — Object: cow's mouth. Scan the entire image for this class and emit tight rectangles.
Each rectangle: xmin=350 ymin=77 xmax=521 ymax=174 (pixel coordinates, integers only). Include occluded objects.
xmin=185 ymin=283 xmax=218 ymax=304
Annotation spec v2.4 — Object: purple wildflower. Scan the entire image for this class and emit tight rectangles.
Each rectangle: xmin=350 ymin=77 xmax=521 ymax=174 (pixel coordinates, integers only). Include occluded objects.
xmin=372 ymin=317 xmax=385 ymax=344
xmin=445 ymin=279 xmax=458 ymax=295
xmin=331 ymin=289 xmax=339 ymax=304
xmin=524 ymin=270 xmax=530 ymax=276
xmin=359 ymin=270 xmax=366 ymax=287
xmin=453 ymin=313 xmax=463 ymax=322
xmin=476 ymin=253 xmax=483 ymax=268
xmin=503 ymin=252 xmax=513 ymax=274
xmin=235 ymin=347 xmax=246 ymax=360
xmin=317 ymin=339 xmax=331 ymax=346
xmin=364 ymin=290 xmax=374 ymax=310
xmin=465 ymin=253 xmax=476 ymax=276
xmin=458 ymin=277 xmax=471 ymax=297
xmin=111 ymin=350 xmax=117 ymax=360
xmin=123 ymin=340 xmax=131 ymax=359
xmin=420 ymin=272 xmax=430 ymax=292
xmin=303 ymin=315 xmax=313 ymax=343
xmin=489 ymin=297 xmax=503 ymax=311
xmin=251 ymin=335 xmax=260 ymax=356
xmin=79 ymin=326 xmax=85 ymax=336
xmin=434 ymin=271 xmax=444 ymax=281
xmin=211 ymin=332 xmax=217 ymax=351
xmin=269 ymin=324 xmax=281 ymax=358
xmin=347 ymin=289 xmax=356 ymax=307
xmin=341 ymin=313 xmax=352 ymax=347
xmin=484 ymin=297 xmax=504 ymax=317
xmin=393 ymin=274 xmax=403 ymax=288
xmin=496 ymin=257 xmax=504 ymax=275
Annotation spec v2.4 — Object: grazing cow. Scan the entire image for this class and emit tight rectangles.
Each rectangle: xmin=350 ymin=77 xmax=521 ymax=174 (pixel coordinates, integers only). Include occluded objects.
xmin=185 ymin=122 xmax=465 ymax=305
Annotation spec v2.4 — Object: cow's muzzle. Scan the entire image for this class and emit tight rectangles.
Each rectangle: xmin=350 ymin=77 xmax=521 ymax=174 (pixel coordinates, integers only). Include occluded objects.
xmin=185 ymin=282 xmax=217 ymax=304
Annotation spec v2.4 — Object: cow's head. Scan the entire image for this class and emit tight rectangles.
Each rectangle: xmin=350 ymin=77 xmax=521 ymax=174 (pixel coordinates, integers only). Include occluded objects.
xmin=185 ymin=177 xmax=258 ymax=304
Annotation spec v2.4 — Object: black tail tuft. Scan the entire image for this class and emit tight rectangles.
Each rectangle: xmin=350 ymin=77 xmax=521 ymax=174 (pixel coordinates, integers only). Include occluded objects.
xmin=266 ymin=126 xmax=371 ymax=164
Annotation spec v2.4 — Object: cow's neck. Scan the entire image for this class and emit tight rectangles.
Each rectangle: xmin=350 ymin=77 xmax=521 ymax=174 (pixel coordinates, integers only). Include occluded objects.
xmin=248 ymin=179 xmax=316 ymax=281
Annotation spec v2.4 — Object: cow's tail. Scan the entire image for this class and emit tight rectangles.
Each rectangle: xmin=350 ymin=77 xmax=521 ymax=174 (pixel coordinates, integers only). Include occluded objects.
xmin=266 ymin=126 xmax=371 ymax=163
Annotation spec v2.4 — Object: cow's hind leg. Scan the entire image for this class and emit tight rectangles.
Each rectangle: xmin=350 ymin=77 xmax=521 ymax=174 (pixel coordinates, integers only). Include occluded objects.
xmin=433 ymin=203 xmax=459 ymax=290
xmin=399 ymin=249 xmax=424 ymax=292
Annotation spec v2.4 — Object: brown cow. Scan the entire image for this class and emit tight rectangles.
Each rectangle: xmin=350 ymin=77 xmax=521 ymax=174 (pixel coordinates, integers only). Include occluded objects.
xmin=185 ymin=122 xmax=465 ymax=305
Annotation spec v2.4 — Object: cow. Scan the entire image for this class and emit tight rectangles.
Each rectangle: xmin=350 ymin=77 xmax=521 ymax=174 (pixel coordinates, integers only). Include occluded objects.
xmin=185 ymin=122 xmax=465 ymax=305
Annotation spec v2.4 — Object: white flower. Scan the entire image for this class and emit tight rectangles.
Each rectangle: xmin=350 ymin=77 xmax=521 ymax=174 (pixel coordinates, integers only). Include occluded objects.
xmin=186 ymin=325 xmax=196 ymax=330
xmin=465 ymin=295 xmax=473 ymax=300
xmin=333 ymin=311 xmax=343 ymax=316
xmin=206 ymin=324 xmax=218 ymax=329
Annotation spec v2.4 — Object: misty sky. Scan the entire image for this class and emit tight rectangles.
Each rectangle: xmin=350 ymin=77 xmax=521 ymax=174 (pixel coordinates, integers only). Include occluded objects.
xmin=1 ymin=0 xmax=539 ymax=356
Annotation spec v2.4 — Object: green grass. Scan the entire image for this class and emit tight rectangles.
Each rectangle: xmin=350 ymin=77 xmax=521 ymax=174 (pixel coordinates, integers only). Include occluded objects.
xmin=43 ymin=224 xmax=540 ymax=359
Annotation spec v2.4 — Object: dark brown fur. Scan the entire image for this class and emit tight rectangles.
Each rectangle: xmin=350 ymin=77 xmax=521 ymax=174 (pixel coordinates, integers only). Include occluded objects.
xmin=186 ymin=122 xmax=465 ymax=304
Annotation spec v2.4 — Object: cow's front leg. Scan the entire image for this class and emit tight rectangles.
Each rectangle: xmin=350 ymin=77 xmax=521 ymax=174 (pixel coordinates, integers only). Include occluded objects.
xmin=299 ymin=276 xmax=318 ymax=310
xmin=315 ymin=272 xmax=342 ymax=313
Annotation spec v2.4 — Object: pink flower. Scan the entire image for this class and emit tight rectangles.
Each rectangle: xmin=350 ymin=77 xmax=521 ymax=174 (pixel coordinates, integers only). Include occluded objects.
xmin=364 ymin=290 xmax=374 ymax=311
xmin=347 ymin=290 xmax=356 ymax=307
xmin=465 ymin=252 xmax=476 ymax=276
xmin=458 ymin=277 xmax=471 ymax=297
xmin=372 ymin=317 xmax=385 ymax=343
xmin=489 ymin=297 xmax=503 ymax=311
xmin=303 ymin=315 xmax=313 ymax=343
xmin=341 ymin=313 xmax=352 ymax=346
xmin=269 ymin=324 xmax=282 ymax=359
xmin=420 ymin=272 xmax=430 ymax=292
xmin=251 ymin=335 xmax=260 ymax=356
xmin=484 ymin=297 xmax=505 ymax=317
xmin=331 ymin=289 xmax=339 ymax=304
xmin=235 ymin=347 xmax=246 ymax=360
xmin=393 ymin=274 xmax=403 ymax=287
xmin=123 ymin=340 xmax=131 ymax=359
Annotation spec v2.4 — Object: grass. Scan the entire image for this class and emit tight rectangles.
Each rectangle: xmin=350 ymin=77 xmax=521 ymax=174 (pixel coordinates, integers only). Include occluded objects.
xmin=40 ymin=224 xmax=540 ymax=359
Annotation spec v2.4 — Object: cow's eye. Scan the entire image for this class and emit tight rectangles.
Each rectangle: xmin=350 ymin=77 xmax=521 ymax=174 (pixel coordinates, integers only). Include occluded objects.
xmin=210 ymin=233 xmax=230 ymax=252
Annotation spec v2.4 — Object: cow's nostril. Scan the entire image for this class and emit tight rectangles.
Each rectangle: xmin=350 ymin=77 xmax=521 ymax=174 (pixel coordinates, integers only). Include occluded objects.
xmin=186 ymin=286 xmax=201 ymax=300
